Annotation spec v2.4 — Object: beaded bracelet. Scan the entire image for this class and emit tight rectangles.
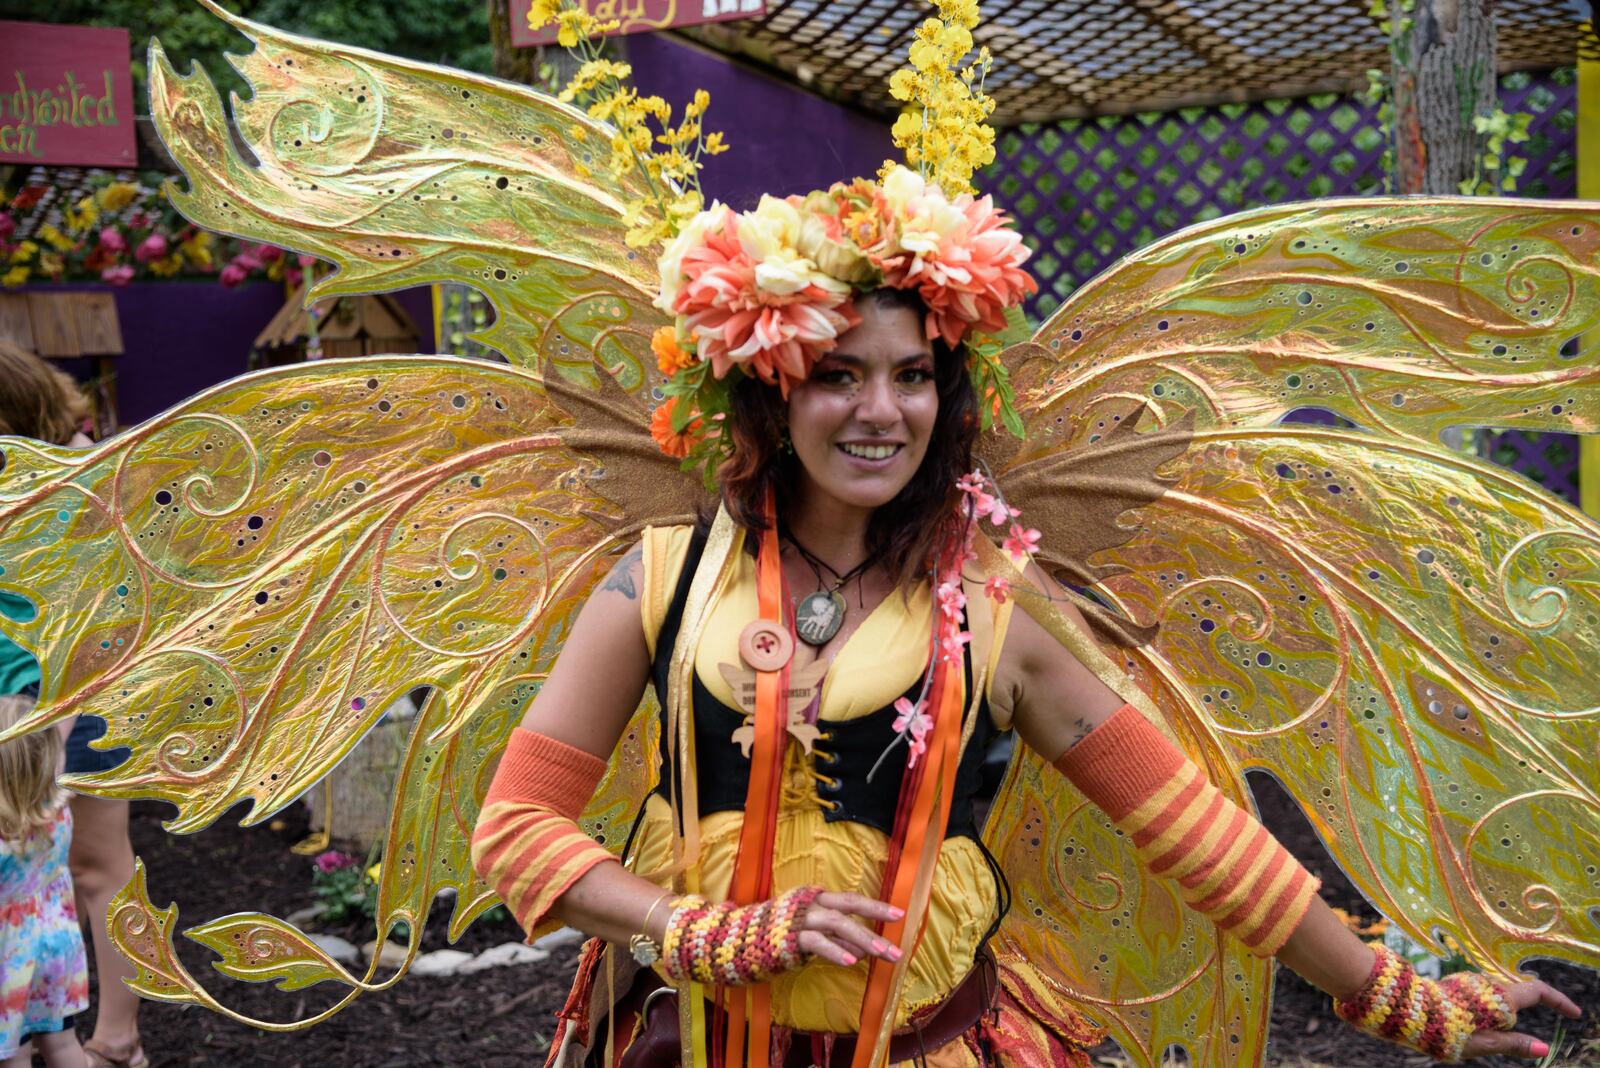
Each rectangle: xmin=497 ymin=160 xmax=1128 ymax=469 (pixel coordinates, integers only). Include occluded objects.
xmin=659 ymin=885 xmax=825 ymax=986
xmin=1333 ymin=942 xmax=1516 ymax=1063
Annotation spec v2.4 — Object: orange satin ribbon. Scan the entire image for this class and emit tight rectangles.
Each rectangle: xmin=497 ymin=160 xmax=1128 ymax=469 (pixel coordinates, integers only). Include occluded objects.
xmin=849 ymin=617 xmax=965 ymax=1068
xmin=725 ymin=491 xmax=788 ymax=1068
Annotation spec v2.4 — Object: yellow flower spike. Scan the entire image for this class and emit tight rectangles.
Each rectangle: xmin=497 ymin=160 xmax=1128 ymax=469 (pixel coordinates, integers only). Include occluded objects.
xmin=703 ymin=131 xmax=728 ymax=154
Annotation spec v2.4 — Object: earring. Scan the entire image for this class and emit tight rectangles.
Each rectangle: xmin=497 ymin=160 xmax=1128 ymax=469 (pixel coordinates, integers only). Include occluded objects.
xmin=779 ymin=429 xmax=794 ymax=454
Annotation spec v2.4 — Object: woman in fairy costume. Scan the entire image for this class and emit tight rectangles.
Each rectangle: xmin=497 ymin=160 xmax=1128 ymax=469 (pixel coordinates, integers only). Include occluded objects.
xmin=468 ymin=169 xmax=1582 ymax=1065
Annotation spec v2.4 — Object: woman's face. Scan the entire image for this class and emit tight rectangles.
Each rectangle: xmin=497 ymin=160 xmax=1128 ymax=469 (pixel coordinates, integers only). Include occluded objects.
xmin=787 ymin=299 xmax=938 ymax=515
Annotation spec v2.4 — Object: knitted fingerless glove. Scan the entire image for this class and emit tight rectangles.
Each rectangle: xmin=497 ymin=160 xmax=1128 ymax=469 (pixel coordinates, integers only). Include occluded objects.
xmin=660 ymin=885 xmax=824 ymax=986
xmin=1333 ymin=943 xmax=1516 ymax=1063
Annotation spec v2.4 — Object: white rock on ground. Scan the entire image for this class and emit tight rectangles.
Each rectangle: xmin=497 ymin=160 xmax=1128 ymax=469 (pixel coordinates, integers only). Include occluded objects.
xmin=410 ymin=949 xmax=475 ymax=977
xmin=307 ymin=934 xmax=360 ymax=965
xmin=362 ymin=939 xmax=411 ymax=970
xmin=456 ymin=942 xmax=549 ymax=974
xmin=530 ymin=926 xmax=585 ymax=954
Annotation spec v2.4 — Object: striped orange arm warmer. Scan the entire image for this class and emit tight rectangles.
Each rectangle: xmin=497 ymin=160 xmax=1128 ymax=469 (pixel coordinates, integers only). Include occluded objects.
xmin=470 ymin=728 xmax=616 ymax=936
xmin=1052 ymin=704 xmax=1320 ymax=957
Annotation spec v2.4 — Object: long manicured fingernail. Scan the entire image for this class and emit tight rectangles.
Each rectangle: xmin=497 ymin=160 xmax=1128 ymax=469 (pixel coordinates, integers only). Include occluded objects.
xmin=1529 ymin=1041 xmax=1549 ymax=1058
xmin=888 ymin=945 xmax=903 ymax=960
xmin=889 ymin=907 xmax=905 ymax=919
xmin=841 ymin=953 xmax=857 ymax=966
xmin=872 ymin=940 xmax=886 ymax=953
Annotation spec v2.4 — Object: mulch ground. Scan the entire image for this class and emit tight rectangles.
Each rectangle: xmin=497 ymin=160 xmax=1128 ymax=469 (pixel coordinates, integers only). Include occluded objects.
xmin=62 ymin=784 xmax=1597 ymax=1068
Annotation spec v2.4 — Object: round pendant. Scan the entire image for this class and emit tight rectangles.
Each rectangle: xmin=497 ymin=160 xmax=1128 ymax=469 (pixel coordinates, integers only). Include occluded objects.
xmin=795 ymin=589 xmax=846 ymax=646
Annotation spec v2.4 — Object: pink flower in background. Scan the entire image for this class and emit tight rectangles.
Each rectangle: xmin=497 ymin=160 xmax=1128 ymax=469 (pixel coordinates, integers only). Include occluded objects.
xmin=98 ymin=227 xmax=127 ymax=254
xmin=254 ymin=243 xmax=283 ymax=263
xmin=0 ymin=214 xmax=14 ymax=243
xmin=134 ymin=233 xmax=169 ymax=262
xmin=983 ymin=576 xmax=1010 ymax=604
xmin=219 ymin=261 xmax=250 ymax=288
xmin=100 ymin=264 xmax=134 ymax=286
xmin=286 ymin=266 xmax=304 ymax=289
xmin=313 ymin=850 xmax=360 ymax=874
xmin=125 ymin=210 xmax=151 ymax=230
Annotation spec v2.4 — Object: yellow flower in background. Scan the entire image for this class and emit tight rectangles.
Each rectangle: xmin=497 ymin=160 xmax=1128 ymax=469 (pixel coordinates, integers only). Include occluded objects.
xmin=180 ymin=231 xmax=214 ymax=270
xmin=96 ymin=182 xmax=139 ymax=212
xmin=366 ymin=863 xmax=382 ymax=883
xmin=11 ymin=240 xmax=39 ymax=263
xmin=1 ymin=265 xmax=29 ymax=287
xmin=526 ymin=0 xmax=560 ymax=28
xmin=37 ymin=225 xmax=73 ymax=252
xmin=65 ymin=195 xmax=99 ymax=231
xmin=38 ymin=251 xmax=64 ymax=277
xmin=150 ymin=253 xmax=184 ymax=277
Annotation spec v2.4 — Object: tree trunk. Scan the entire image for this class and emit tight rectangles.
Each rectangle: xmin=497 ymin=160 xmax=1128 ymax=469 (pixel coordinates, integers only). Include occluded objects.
xmin=487 ymin=0 xmax=540 ymax=84
xmin=1391 ymin=0 xmax=1499 ymax=194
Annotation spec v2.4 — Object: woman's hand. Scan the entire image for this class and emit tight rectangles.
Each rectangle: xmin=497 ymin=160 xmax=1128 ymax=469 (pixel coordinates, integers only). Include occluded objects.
xmin=1460 ymin=977 xmax=1583 ymax=1060
xmin=795 ymin=891 xmax=906 ymax=968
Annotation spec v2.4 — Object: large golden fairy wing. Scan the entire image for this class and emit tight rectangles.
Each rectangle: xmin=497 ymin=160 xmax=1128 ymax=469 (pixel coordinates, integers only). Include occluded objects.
xmin=0 ymin=356 xmax=690 ymax=1024
xmin=985 ymin=198 xmax=1600 ymax=1067
xmin=150 ymin=0 xmax=667 ymax=385
xmin=1015 ymin=198 xmax=1600 ymax=445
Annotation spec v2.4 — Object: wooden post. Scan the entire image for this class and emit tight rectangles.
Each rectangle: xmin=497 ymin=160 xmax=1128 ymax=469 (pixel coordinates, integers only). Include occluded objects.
xmin=1579 ymin=28 xmax=1600 ymax=517
xmin=1390 ymin=0 xmax=1499 ymax=194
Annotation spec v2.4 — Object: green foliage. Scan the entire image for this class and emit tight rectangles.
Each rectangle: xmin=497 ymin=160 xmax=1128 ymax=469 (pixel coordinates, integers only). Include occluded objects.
xmin=9 ymin=0 xmax=493 ymax=105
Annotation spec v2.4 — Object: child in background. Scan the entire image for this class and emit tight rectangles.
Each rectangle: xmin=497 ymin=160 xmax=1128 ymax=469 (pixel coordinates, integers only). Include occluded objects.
xmin=0 ymin=694 xmax=88 ymax=1068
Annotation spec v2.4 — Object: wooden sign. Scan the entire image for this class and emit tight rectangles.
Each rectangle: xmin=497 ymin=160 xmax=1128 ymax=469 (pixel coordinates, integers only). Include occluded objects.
xmin=511 ymin=0 xmax=766 ymax=48
xmin=0 ymin=22 xmax=136 ymax=166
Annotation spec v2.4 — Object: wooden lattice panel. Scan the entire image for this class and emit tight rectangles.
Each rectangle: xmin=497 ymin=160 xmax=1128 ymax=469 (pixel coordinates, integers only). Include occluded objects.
xmin=695 ymin=0 xmax=1588 ymax=122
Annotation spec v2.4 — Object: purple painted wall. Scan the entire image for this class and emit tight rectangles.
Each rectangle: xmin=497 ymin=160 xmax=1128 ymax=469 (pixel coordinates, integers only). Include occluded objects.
xmin=626 ymin=33 xmax=894 ymax=209
xmin=22 ymin=281 xmax=437 ymax=429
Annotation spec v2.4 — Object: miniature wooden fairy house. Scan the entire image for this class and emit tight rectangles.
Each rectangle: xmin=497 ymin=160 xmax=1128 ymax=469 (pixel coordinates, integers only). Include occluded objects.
xmin=250 ymin=281 xmax=419 ymax=369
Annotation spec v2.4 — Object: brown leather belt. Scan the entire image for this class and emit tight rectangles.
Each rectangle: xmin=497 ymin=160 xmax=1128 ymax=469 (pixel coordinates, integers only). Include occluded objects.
xmin=614 ymin=950 xmax=996 ymax=1068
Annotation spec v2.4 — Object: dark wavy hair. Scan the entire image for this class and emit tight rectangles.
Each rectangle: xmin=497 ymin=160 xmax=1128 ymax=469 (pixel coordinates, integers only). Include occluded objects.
xmin=714 ymin=288 xmax=978 ymax=587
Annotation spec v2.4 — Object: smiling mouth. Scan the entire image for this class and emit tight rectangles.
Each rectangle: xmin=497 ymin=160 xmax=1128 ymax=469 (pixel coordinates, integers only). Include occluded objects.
xmin=838 ymin=442 xmax=902 ymax=461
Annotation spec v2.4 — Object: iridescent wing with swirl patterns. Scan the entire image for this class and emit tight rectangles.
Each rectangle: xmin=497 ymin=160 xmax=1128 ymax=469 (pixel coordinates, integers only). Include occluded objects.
xmin=0 ymin=2 xmax=703 ymax=1020
xmin=985 ymin=199 xmax=1600 ymax=1067
xmin=152 ymin=0 xmax=666 ymax=388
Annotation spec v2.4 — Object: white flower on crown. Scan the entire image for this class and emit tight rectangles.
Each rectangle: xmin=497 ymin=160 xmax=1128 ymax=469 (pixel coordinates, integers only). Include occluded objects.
xmin=879 ymin=165 xmax=967 ymax=257
xmin=740 ymin=195 xmax=848 ymax=298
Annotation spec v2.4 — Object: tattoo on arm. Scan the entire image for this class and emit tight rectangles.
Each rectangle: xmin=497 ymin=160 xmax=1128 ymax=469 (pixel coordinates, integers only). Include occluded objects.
xmin=1062 ymin=715 xmax=1093 ymax=752
xmin=600 ymin=544 xmax=643 ymax=600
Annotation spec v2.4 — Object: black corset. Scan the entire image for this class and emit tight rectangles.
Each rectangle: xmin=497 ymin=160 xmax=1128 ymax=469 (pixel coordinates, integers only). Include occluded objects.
xmin=649 ymin=532 xmax=994 ymax=842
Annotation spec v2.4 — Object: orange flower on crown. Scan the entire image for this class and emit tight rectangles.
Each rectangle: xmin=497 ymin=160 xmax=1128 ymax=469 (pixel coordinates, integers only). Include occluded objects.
xmin=649 ymin=397 xmax=704 ymax=459
xmin=651 ymin=325 xmax=695 ymax=376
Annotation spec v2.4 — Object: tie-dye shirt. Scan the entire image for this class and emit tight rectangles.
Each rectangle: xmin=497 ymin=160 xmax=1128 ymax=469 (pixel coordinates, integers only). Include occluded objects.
xmin=1 ymin=806 xmax=88 ymax=1056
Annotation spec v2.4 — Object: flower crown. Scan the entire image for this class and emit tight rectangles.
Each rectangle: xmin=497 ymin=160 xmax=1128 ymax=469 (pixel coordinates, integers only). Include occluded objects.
xmin=648 ymin=167 xmax=1036 ymax=471
xmin=528 ymin=0 xmax=1031 ymax=478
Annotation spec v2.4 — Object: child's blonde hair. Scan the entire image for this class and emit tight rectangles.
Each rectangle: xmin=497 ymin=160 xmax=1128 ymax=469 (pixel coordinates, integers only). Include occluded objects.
xmin=0 ymin=694 xmax=63 ymax=840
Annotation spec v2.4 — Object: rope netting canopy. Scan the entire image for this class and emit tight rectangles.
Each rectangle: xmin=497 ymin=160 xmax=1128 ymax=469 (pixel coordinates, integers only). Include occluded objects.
xmin=688 ymin=0 xmax=1591 ymax=122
